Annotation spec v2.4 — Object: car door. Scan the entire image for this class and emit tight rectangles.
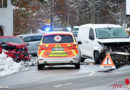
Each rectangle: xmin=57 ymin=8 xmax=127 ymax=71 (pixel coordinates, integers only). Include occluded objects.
xmin=22 ymin=36 xmax=33 ymax=54
xmin=31 ymin=35 xmax=42 ymax=53
xmin=84 ymin=28 xmax=94 ymax=58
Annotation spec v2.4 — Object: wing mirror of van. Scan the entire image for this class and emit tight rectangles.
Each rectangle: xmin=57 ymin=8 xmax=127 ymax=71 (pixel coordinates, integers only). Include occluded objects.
xmin=89 ymin=36 xmax=94 ymax=40
xmin=78 ymin=41 xmax=82 ymax=44
xmin=0 ymin=45 xmax=2 ymax=54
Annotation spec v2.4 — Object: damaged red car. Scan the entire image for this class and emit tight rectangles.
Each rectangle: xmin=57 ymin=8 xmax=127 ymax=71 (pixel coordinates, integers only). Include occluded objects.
xmin=0 ymin=36 xmax=30 ymax=62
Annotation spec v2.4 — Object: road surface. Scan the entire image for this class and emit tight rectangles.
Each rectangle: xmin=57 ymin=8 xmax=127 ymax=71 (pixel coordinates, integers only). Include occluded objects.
xmin=0 ymin=63 xmax=130 ymax=90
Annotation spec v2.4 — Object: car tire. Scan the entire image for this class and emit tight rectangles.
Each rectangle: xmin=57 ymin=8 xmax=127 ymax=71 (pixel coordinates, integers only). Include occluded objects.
xmin=80 ymin=57 xmax=85 ymax=62
xmin=37 ymin=63 xmax=45 ymax=70
xmin=75 ymin=63 xmax=80 ymax=69
xmin=94 ymin=51 xmax=101 ymax=64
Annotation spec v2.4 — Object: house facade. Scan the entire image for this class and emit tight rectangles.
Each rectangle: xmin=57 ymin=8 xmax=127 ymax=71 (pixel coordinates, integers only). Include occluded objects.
xmin=0 ymin=0 xmax=13 ymax=36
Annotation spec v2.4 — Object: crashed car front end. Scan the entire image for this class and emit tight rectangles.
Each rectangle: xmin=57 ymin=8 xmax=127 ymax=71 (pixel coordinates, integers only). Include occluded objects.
xmin=95 ymin=27 xmax=130 ymax=63
xmin=102 ymin=42 xmax=130 ymax=62
xmin=1 ymin=42 xmax=30 ymax=62
xmin=97 ymin=41 xmax=130 ymax=63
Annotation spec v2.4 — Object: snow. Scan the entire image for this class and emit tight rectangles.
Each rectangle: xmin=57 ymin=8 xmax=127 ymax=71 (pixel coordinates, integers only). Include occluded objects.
xmin=81 ymin=85 xmax=128 ymax=90
xmin=126 ymin=0 xmax=130 ymax=15
xmin=84 ymin=59 xmax=116 ymax=72
xmin=0 ymin=53 xmax=22 ymax=77
xmin=115 ymin=65 xmax=130 ymax=72
xmin=125 ymin=28 xmax=130 ymax=31
xmin=80 ymin=24 xmax=121 ymax=29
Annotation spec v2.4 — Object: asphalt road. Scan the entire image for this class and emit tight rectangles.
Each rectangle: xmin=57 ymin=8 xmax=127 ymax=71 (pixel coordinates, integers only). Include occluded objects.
xmin=12 ymin=71 xmax=130 ymax=90
xmin=0 ymin=55 xmax=130 ymax=90
xmin=0 ymin=64 xmax=130 ymax=90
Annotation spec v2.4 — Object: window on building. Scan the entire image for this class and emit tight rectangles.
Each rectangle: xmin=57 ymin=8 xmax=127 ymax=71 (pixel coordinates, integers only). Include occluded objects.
xmin=0 ymin=0 xmax=7 ymax=8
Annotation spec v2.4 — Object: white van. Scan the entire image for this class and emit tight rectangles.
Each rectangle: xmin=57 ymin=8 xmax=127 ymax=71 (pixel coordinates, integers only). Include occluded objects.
xmin=72 ymin=26 xmax=80 ymax=37
xmin=77 ymin=24 xmax=130 ymax=64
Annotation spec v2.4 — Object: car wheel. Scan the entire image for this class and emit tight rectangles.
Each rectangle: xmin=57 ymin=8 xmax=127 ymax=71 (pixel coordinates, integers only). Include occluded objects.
xmin=80 ymin=57 xmax=85 ymax=62
xmin=75 ymin=63 xmax=80 ymax=69
xmin=94 ymin=51 xmax=101 ymax=64
xmin=37 ymin=63 xmax=45 ymax=70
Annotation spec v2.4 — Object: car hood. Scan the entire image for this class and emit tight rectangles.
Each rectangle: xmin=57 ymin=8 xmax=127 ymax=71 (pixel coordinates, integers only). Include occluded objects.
xmin=3 ymin=42 xmax=26 ymax=49
xmin=97 ymin=38 xmax=130 ymax=43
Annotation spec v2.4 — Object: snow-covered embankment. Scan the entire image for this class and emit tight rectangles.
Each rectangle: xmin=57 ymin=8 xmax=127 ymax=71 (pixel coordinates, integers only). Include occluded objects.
xmin=0 ymin=53 xmax=22 ymax=77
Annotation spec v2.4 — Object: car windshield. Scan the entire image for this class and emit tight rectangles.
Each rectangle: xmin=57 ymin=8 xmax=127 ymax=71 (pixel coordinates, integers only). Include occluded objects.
xmin=0 ymin=37 xmax=24 ymax=44
xmin=73 ymin=28 xmax=79 ymax=32
xmin=43 ymin=35 xmax=74 ymax=43
xmin=96 ymin=27 xmax=129 ymax=39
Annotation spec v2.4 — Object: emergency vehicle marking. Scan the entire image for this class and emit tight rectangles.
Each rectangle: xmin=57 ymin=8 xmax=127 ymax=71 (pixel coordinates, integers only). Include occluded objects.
xmin=40 ymin=50 xmax=45 ymax=57
xmin=71 ymin=50 xmax=77 ymax=56
xmin=45 ymin=44 xmax=49 ymax=47
xmin=67 ymin=44 xmax=71 ymax=46
xmin=38 ymin=33 xmax=78 ymax=58
xmin=49 ymin=44 xmax=67 ymax=57
xmin=54 ymin=35 xmax=62 ymax=42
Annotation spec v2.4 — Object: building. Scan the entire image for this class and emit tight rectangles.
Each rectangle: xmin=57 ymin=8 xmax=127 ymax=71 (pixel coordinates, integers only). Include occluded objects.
xmin=0 ymin=0 xmax=13 ymax=36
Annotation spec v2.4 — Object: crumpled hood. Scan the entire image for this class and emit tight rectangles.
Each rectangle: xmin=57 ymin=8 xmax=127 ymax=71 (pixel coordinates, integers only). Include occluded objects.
xmin=3 ymin=42 xmax=26 ymax=49
xmin=97 ymin=38 xmax=130 ymax=43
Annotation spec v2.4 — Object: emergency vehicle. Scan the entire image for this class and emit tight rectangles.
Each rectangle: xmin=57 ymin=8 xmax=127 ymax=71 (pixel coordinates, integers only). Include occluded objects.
xmin=37 ymin=31 xmax=80 ymax=70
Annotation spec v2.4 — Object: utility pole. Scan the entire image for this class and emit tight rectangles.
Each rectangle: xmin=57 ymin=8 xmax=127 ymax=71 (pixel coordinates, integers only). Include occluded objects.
xmin=51 ymin=0 xmax=53 ymax=28
xmin=91 ymin=0 xmax=95 ymax=24
xmin=76 ymin=0 xmax=80 ymax=25
xmin=67 ymin=0 xmax=70 ymax=26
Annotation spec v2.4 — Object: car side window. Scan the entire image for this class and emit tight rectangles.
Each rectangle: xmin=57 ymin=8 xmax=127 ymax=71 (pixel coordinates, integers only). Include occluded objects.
xmin=32 ymin=35 xmax=42 ymax=41
xmin=23 ymin=36 xmax=32 ymax=42
xmin=89 ymin=28 xmax=95 ymax=40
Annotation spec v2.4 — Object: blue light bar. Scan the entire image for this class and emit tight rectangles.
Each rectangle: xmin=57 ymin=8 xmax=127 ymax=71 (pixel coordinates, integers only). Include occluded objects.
xmin=65 ymin=27 xmax=72 ymax=32
xmin=42 ymin=25 xmax=52 ymax=32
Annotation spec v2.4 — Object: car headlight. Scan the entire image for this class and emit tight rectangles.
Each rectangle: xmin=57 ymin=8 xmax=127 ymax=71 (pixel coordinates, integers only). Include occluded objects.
xmin=98 ymin=42 xmax=107 ymax=51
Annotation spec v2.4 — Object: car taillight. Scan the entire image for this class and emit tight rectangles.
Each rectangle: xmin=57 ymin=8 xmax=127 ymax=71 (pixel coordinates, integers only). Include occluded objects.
xmin=39 ymin=45 xmax=48 ymax=50
xmin=68 ymin=44 xmax=78 ymax=49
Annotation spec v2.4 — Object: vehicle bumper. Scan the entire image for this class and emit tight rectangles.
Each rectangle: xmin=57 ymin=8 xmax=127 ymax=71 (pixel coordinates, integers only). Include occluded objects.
xmin=110 ymin=52 xmax=130 ymax=62
xmin=37 ymin=55 xmax=80 ymax=65
xmin=102 ymin=51 xmax=130 ymax=62
xmin=29 ymin=51 xmax=37 ymax=55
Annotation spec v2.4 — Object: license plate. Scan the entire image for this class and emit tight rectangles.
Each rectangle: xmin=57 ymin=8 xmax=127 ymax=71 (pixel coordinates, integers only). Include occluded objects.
xmin=52 ymin=48 xmax=64 ymax=51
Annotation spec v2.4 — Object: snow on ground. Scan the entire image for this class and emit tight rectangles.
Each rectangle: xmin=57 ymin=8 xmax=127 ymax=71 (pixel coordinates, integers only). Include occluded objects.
xmin=26 ymin=56 xmax=37 ymax=66
xmin=115 ymin=65 xmax=130 ymax=72
xmin=0 ymin=53 xmax=22 ymax=77
xmin=84 ymin=59 xmax=112 ymax=71
xmin=81 ymin=85 xmax=128 ymax=90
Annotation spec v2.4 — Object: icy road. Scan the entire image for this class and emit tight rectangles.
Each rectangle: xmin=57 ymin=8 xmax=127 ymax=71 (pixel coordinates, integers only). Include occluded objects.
xmin=0 ymin=57 xmax=130 ymax=90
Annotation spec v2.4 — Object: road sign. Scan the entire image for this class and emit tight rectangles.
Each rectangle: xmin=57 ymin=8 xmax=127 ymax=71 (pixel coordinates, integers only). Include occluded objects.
xmin=100 ymin=53 xmax=116 ymax=69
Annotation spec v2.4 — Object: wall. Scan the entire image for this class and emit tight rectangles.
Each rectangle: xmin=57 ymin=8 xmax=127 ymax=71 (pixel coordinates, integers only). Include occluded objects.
xmin=0 ymin=0 xmax=13 ymax=36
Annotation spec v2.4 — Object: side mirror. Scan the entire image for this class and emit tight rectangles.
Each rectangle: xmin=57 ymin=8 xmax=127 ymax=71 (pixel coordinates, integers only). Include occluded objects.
xmin=89 ymin=36 xmax=94 ymax=40
xmin=78 ymin=41 xmax=82 ymax=44
xmin=0 ymin=45 xmax=2 ymax=54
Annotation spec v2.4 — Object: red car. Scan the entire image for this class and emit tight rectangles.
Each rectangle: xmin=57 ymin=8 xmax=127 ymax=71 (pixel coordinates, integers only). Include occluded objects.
xmin=0 ymin=36 xmax=30 ymax=62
